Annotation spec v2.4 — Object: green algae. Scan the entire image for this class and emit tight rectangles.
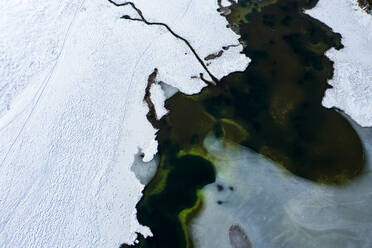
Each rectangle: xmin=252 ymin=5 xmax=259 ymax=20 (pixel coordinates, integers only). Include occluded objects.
xmin=124 ymin=0 xmax=366 ymax=247
xmin=178 ymin=190 xmax=204 ymax=248
xmin=220 ymin=118 xmax=249 ymax=143
xmin=228 ymin=0 xmax=277 ymax=24
xmin=143 ymin=160 xmax=170 ymax=196
xmin=123 ymin=155 xmax=215 ymax=248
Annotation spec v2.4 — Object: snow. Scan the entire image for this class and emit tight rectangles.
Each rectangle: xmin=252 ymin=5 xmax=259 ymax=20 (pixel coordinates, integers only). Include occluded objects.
xmin=0 ymin=0 xmax=249 ymax=247
xmin=0 ymin=0 xmax=84 ymax=120
xmin=150 ymin=83 xmax=168 ymax=120
xmin=306 ymin=0 xmax=372 ymax=127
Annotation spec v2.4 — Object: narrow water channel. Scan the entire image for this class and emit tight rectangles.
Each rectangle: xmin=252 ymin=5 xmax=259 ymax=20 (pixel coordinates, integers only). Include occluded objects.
xmin=123 ymin=0 xmax=365 ymax=247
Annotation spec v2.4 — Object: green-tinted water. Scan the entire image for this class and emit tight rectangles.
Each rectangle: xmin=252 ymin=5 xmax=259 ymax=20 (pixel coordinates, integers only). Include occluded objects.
xmin=123 ymin=0 xmax=365 ymax=247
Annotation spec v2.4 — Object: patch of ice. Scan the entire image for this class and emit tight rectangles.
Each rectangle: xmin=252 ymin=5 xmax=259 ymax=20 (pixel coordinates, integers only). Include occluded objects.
xmin=131 ymin=151 xmax=159 ymax=185
xmin=221 ymin=0 xmax=234 ymax=8
xmin=159 ymin=82 xmax=179 ymax=99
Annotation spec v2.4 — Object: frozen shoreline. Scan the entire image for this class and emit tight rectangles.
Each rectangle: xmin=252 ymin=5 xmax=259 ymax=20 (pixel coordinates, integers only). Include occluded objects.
xmin=306 ymin=0 xmax=372 ymax=127
xmin=0 ymin=0 xmax=249 ymax=247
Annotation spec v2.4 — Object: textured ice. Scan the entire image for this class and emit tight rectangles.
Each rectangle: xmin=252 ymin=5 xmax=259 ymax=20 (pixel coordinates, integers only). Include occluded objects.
xmin=306 ymin=0 xmax=372 ymax=127
xmin=0 ymin=0 xmax=249 ymax=247
xmin=191 ymin=122 xmax=372 ymax=248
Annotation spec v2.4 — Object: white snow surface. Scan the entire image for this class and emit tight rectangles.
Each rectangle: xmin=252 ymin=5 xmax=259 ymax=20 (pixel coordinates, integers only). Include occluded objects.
xmin=0 ymin=0 xmax=249 ymax=247
xmin=0 ymin=0 xmax=84 ymax=119
xmin=306 ymin=0 xmax=372 ymax=127
xmin=150 ymin=83 xmax=168 ymax=120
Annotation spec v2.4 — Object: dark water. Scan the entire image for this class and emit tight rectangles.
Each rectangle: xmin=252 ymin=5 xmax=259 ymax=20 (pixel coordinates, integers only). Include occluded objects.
xmin=358 ymin=0 xmax=372 ymax=12
xmin=123 ymin=0 xmax=365 ymax=247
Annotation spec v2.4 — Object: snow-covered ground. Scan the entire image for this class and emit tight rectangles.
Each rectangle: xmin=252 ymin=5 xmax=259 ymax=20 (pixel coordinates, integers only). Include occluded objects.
xmin=306 ymin=0 xmax=372 ymax=127
xmin=0 ymin=0 xmax=84 ymax=120
xmin=0 ymin=0 xmax=249 ymax=247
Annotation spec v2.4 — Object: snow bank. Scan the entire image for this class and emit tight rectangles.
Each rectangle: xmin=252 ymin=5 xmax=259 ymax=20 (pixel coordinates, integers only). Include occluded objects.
xmin=306 ymin=0 xmax=372 ymax=127
xmin=0 ymin=0 xmax=249 ymax=247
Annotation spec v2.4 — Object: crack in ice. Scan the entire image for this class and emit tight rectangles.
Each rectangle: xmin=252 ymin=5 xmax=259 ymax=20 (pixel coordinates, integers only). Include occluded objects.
xmin=107 ymin=0 xmax=219 ymax=85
